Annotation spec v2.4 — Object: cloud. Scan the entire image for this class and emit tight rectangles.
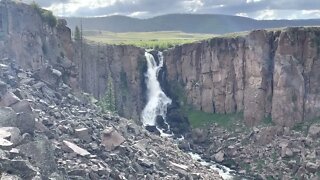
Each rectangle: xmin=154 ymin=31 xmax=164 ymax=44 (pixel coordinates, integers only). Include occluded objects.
xmin=23 ymin=0 xmax=320 ymax=19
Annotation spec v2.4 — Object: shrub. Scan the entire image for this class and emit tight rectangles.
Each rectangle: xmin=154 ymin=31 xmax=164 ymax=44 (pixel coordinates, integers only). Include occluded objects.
xmin=31 ymin=2 xmax=57 ymax=28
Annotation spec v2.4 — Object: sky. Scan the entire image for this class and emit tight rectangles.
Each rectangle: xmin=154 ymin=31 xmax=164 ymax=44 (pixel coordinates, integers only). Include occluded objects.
xmin=22 ymin=0 xmax=320 ymax=20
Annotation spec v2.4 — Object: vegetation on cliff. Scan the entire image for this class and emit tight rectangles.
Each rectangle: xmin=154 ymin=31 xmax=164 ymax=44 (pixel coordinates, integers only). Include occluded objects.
xmin=31 ymin=2 xmax=57 ymax=27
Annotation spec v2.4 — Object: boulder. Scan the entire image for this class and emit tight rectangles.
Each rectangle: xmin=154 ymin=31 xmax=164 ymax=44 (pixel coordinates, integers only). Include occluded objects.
xmin=11 ymin=100 xmax=33 ymax=115
xmin=0 ymin=80 xmax=7 ymax=98
xmin=214 ymin=151 xmax=225 ymax=163
xmin=0 ymin=107 xmax=17 ymax=127
xmin=16 ymin=112 xmax=35 ymax=134
xmin=18 ymin=136 xmax=58 ymax=177
xmin=0 ymin=158 xmax=38 ymax=179
xmin=62 ymin=140 xmax=91 ymax=156
xmin=308 ymin=123 xmax=320 ymax=139
xmin=192 ymin=128 xmax=208 ymax=144
xmin=305 ymin=162 xmax=319 ymax=173
xmin=0 ymin=127 xmax=22 ymax=146
xmin=101 ymin=127 xmax=125 ymax=151
xmin=0 ymin=91 xmax=20 ymax=107
xmin=75 ymin=128 xmax=91 ymax=142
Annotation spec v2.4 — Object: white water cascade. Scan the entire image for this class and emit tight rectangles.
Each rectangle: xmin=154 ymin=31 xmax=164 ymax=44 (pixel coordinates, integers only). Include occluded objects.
xmin=141 ymin=51 xmax=172 ymax=136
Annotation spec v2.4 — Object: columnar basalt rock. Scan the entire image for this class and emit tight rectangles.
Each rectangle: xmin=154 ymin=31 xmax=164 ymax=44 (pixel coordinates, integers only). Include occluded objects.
xmin=165 ymin=27 xmax=320 ymax=127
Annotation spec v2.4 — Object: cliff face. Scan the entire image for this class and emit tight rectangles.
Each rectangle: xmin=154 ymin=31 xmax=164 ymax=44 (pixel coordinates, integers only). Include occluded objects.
xmin=0 ymin=1 xmax=73 ymax=70
xmin=74 ymin=43 xmax=146 ymax=120
xmin=164 ymin=27 xmax=320 ymax=127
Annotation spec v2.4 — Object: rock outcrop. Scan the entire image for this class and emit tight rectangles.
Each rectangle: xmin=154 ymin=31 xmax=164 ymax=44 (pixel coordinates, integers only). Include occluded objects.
xmin=164 ymin=27 xmax=320 ymax=127
xmin=0 ymin=55 xmax=222 ymax=179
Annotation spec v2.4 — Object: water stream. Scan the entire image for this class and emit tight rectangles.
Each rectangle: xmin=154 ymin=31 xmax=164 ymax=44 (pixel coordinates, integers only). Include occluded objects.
xmin=140 ymin=51 xmax=247 ymax=179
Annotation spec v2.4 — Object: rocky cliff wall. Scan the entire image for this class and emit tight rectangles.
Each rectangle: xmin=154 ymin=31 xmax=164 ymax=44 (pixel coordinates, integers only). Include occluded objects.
xmin=74 ymin=43 xmax=146 ymax=120
xmin=164 ymin=27 xmax=320 ymax=127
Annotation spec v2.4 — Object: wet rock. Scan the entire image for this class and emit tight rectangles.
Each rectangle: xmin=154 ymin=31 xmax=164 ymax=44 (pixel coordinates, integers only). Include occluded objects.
xmin=101 ymin=127 xmax=125 ymax=151
xmin=62 ymin=140 xmax=91 ymax=156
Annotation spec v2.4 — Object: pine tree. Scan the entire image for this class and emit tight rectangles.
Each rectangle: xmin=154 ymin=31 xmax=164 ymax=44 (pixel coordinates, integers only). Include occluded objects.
xmin=74 ymin=26 xmax=81 ymax=41
xmin=99 ymin=75 xmax=116 ymax=113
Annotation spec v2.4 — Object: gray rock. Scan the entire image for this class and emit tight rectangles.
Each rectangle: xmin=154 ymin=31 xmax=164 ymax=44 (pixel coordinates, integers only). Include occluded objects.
xmin=101 ymin=127 xmax=125 ymax=151
xmin=0 ymin=173 xmax=22 ymax=180
xmin=308 ymin=123 xmax=320 ymax=139
xmin=305 ymin=162 xmax=319 ymax=173
xmin=0 ymin=107 xmax=17 ymax=127
xmin=11 ymin=100 xmax=33 ymax=115
xmin=75 ymin=128 xmax=91 ymax=142
xmin=214 ymin=151 xmax=225 ymax=163
xmin=16 ymin=112 xmax=35 ymax=134
xmin=0 ymin=80 xmax=7 ymax=98
xmin=18 ymin=136 xmax=58 ymax=177
xmin=0 ymin=158 xmax=38 ymax=179
xmin=62 ymin=140 xmax=91 ymax=156
xmin=0 ymin=91 xmax=20 ymax=107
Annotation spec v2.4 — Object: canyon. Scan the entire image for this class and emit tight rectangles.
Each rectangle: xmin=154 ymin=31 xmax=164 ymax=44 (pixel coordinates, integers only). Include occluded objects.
xmin=1 ymin=1 xmax=320 ymax=179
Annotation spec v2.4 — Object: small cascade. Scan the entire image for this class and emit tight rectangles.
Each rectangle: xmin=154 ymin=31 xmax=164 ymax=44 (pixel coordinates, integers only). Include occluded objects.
xmin=140 ymin=51 xmax=173 ymax=136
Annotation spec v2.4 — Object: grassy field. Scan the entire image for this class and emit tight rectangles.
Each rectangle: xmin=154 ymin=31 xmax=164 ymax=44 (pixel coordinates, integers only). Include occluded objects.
xmin=83 ymin=30 xmax=215 ymax=50
xmin=187 ymin=110 xmax=243 ymax=129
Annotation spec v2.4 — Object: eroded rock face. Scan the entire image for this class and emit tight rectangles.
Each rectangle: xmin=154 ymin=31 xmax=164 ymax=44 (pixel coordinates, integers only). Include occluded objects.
xmin=164 ymin=27 xmax=320 ymax=127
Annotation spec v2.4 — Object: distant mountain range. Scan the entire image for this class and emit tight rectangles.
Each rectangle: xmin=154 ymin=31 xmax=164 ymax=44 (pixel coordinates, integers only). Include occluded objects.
xmin=64 ymin=14 xmax=320 ymax=34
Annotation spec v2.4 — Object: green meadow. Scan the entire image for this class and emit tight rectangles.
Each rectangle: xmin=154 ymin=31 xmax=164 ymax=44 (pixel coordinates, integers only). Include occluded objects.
xmin=83 ymin=30 xmax=215 ymax=50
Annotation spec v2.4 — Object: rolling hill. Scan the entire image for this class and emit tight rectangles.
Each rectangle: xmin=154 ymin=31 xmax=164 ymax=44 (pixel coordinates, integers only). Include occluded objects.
xmin=65 ymin=14 xmax=320 ymax=34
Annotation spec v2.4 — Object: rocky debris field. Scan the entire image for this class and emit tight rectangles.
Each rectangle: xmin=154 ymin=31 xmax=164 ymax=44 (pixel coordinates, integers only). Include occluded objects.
xmin=0 ymin=57 xmax=221 ymax=180
xmin=185 ymin=120 xmax=320 ymax=180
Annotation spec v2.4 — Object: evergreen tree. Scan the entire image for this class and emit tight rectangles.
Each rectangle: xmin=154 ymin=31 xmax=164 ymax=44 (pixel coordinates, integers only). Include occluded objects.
xmin=74 ymin=26 xmax=81 ymax=41
xmin=99 ymin=75 xmax=116 ymax=113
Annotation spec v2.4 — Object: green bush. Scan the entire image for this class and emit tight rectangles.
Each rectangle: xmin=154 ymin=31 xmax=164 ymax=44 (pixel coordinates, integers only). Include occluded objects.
xmin=31 ymin=2 xmax=57 ymax=28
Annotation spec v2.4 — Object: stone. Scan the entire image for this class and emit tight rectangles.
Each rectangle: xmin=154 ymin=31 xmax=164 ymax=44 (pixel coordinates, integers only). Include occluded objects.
xmin=0 ymin=159 xmax=38 ymax=179
xmin=305 ymin=162 xmax=319 ymax=173
xmin=214 ymin=151 xmax=225 ymax=163
xmin=0 ymin=127 xmax=21 ymax=146
xmin=18 ymin=136 xmax=58 ymax=177
xmin=11 ymin=100 xmax=33 ymax=115
xmin=75 ymin=128 xmax=91 ymax=142
xmin=16 ymin=112 xmax=35 ymax=134
xmin=0 ymin=107 xmax=17 ymax=127
xmin=281 ymin=146 xmax=293 ymax=158
xmin=0 ymin=173 xmax=22 ymax=180
xmin=192 ymin=128 xmax=208 ymax=144
xmin=0 ymin=80 xmax=7 ymax=98
xmin=101 ymin=127 xmax=125 ymax=151
xmin=0 ymin=91 xmax=20 ymax=107
xmin=0 ymin=138 xmax=13 ymax=149
xmin=62 ymin=140 xmax=91 ymax=156
xmin=308 ymin=123 xmax=320 ymax=139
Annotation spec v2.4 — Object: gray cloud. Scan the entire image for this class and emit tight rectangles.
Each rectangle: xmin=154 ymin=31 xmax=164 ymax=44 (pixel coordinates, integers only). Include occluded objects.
xmin=25 ymin=0 xmax=320 ymax=19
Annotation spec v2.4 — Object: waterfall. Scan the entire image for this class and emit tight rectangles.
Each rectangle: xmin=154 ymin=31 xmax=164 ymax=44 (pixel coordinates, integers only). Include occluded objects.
xmin=141 ymin=51 xmax=172 ymax=136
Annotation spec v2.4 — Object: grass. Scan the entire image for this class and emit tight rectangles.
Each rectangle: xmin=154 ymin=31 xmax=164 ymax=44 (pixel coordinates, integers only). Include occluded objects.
xmin=187 ymin=110 xmax=243 ymax=129
xmin=83 ymin=30 xmax=214 ymax=50
xmin=292 ymin=116 xmax=320 ymax=134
